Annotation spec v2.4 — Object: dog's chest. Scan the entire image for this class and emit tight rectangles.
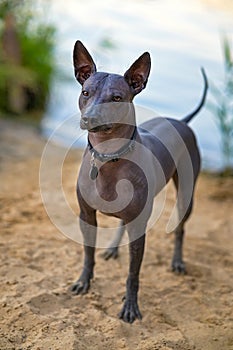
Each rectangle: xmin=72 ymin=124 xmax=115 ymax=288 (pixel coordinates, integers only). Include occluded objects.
xmin=78 ymin=158 xmax=143 ymax=213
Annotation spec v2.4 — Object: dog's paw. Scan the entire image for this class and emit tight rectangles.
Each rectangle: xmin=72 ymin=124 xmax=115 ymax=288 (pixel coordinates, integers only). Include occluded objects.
xmin=118 ymin=299 xmax=142 ymax=323
xmin=70 ymin=279 xmax=90 ymax=295
xmin=171 ymin=259 xmax=186 ymax=274
xmin=101 ymin=246 xmax=119 ymax=260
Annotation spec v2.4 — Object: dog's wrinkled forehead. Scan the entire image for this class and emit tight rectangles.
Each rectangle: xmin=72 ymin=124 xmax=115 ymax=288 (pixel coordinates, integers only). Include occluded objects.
xmin=83 ymin=72 xmax=132 ymax=100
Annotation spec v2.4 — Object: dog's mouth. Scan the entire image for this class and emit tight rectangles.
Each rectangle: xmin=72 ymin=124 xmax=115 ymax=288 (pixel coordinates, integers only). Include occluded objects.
xmin=80 ymin=116 xmax=114 ymax=133
xmin=88 ymin=124 xmax=113 ymax=133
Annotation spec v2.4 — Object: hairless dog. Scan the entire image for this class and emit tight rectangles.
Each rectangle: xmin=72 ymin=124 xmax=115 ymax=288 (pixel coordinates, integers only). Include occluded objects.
xmin=71 ymin=41 xmax=208 ymax=323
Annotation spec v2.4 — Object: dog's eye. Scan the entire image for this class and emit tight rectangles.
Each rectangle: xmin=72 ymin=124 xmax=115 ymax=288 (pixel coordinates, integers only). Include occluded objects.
xmin=112 ymin=95 xmax=122 ymax=102
xmin=82 ymin=90 xmax=89 ymax=97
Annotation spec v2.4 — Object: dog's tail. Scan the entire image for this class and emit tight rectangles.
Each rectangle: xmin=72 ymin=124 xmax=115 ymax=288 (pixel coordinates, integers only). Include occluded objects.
xmin=181 ymin=68 xmax=208 ymax=124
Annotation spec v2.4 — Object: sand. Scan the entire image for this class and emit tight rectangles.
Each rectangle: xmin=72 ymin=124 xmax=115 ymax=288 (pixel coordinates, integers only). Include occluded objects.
xmin=0 ymin=119 xmax=233 ymax=350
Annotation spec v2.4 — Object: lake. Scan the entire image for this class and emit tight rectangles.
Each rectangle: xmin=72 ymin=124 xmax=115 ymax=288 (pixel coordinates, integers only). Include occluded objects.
xmin=41 ymin=0 xmax=233 ymax=170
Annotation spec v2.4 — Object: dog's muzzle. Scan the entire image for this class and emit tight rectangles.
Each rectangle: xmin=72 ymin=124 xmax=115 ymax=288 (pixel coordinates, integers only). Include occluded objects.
xmin=80 ymin=116 xmax=113 ymax=132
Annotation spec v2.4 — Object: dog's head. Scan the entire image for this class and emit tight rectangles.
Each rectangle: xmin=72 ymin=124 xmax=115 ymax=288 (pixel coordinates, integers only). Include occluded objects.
xmin=73 ymin=40 xmax=151 ymax=133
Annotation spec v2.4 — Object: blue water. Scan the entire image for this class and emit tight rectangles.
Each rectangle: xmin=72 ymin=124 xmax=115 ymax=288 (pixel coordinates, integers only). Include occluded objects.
xmin=42 ymin=0 xmax=233 ymax=170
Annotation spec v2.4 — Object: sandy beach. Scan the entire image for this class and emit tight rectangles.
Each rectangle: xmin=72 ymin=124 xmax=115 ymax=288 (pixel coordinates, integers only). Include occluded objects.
xmin=0 ymin=118 xmax=233 ymax=350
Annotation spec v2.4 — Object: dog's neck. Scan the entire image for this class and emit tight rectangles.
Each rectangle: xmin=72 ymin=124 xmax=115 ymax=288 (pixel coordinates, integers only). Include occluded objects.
xmin=88 ymin=123 xmax=136 ymax=155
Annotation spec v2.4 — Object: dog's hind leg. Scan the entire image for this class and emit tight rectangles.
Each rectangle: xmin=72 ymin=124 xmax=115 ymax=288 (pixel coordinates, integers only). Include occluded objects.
xmin=171 ymin=168 xmax=197 ymax=274
xmin=102 ymin=220 xmax=125 ymax=260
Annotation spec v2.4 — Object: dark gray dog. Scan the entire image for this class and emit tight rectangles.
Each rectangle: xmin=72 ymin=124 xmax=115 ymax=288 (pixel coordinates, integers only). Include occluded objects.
xmin=71 ymin=41 xmax=208 ymax=323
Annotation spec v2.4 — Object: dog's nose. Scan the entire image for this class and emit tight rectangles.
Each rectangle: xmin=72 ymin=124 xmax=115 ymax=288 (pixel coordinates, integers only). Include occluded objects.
xmin=83 ymin=116 xmax=99 ymax=124
xmin=82 ymin=116 xmax=89 ymax=125
xmin=81 ymin=115 xmax=99 ymax=130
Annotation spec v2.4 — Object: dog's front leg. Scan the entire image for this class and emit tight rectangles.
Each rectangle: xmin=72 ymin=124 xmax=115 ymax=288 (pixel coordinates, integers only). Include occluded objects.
xmin=119 ymin=232 xmax=145 ymax=323
xmin=71 ymin=209 xmax=97 ymax=295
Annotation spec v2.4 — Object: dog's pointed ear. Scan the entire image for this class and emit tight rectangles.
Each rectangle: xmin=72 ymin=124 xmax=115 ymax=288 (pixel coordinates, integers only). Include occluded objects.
xmin=124 ymin=52 xmax=151 ymax=95
xmin=73 ymin=41 xmax=97 ymax=85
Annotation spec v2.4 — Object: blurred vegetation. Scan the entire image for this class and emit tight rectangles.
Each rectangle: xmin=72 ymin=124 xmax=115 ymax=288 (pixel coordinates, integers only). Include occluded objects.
xmin=208 ymin=36 xmax=233 ymax=176
xmin=0 ymin=0 xmax=56 ymax=120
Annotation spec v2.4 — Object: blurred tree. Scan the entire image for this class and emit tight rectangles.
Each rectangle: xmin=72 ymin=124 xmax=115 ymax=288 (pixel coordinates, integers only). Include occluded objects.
xmin=0 ymin=0 xmax=56 ymax=117
xmin=2 ymin=12 xmax=26 ymax=113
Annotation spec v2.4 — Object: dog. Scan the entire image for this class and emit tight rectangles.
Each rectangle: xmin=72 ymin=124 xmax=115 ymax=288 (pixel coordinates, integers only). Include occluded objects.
xmin=71 ymin=40 xmax=208 ymax=323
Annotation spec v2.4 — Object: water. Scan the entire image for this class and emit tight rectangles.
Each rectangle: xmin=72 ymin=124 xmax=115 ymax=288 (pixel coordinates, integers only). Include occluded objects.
xmin=41 ymin=0 xmax=233 ymax=170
